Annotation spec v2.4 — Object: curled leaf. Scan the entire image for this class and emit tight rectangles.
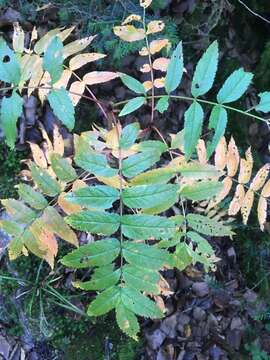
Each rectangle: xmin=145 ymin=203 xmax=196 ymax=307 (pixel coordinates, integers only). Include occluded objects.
xmin=149 ymin=39 xmax=170 ymax=55
xmin=122 ymin=14 xmax=142 ymax=25
xmin=146 ymin=20 xmax=165 ymax=35
xmin=153 ymin=57 xmax=170 ymax=72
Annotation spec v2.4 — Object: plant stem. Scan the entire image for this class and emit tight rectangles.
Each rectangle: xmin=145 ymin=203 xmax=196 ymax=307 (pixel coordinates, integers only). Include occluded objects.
xmin=113 ymin=95 xmax=269 ymax=124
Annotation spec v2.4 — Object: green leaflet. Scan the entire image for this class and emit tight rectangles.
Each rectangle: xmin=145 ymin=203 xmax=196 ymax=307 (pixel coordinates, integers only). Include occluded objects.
xmin=171 ymin=130 xmax=184 ymax=149
xmin=87 ymin=286 xmax=121 ymax=316
xmin=187 ymin=231 xmax=214 ymax=256
xmin=61 ymin=238 xmax=120 ymax=268
xmin=119 ymin=286 xmax=163 ymax=319
xmin=43 ymin=36 xmax=64 ymax=83
xmin=17 ymin=183 xmax=48 ymax=210
xmin=180 ymin=180 xmax=223 ymax=201
xmin=134 ymin=140 xmax=167 ymax=154
xmin=116 ymin=303 xmax=140 ymax=341
xmin=123 ymin=241 xmax=171 ymax=270
xmin=122 ymin=265 xmax=160 ymax=294
xmin=142 ymin=196 xmax=178 ymax=215
xmin=74 ymin=135 xmax=117 ymax=177
xmin=41 ymin=206 xmax=78 ymax=246
xmin=0 ymin=92 xmax=23 ymax=149
xmin=165 ymin=41 xmax=183 ymax=94
xmin=50 ymin=153 xmax=77 ymax=182
xmin=255 ymin=92 xmax=270 ymax=113
xmin=122 ymin=151 xmax=160 ymax=178
xmin=0 ymin=39 xmax=21 ymax=84
xmin=65 ymin=185 xmax=119 ymax=209
xmin=157 ymin=231 xmax=183 ymax=249
xmin=184 ymin=101 xmax=204 ymax=160
xmin=187 ymin=213 xmax=233 ymax=236
xmin=155 ymin=96 xmax=169 ymax=114
xmin=65 ymin=211 xmax=120 ymax=235
xmin=173 ymin=242 xmax=193 ymax=271
xmin=207 ymin=105 xmax=227 ymax=158
xmin=217 ymin=68 xmax=253 ymax=104
xmin=130 ymin=168 xmax=176 ymax=185
xmin=47 ymin=88 xmax=75 ymax=130
xmin=120 ymin=74 xmax=146 ymax=95
xmin=30 ymin=163 xmax=61 ymax=196
xmin=121 ymin=214 xmax=176 ymax=240
xmin=179 ymin=163 xmax=221 ymax=179
xmin=123 ymin=184 xmax=178 ymax=209
xmin=73 ymin=265 xmax=121 ymax=290
xmin=119 ymin=122 xmax=140 ymax=149
xmin=191 ymin=41 xmax=219 ymax=97
xmin=2 ymin=199 xmax=37 ymax=224
xmin=0 ymin=220 xmax=23 ymax=237
xmin=119 ymin=97 xmax=145 ymax=116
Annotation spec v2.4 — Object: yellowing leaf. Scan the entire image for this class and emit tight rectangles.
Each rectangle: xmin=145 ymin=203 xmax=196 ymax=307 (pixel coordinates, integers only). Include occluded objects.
xmin=154 ymin=77 xmax=165 ymax=88
xmin=62 ymin=36 xmax=96 ymax=59
xmin=227 ymin=137 xmax=240 ymax=177
xmin=140 ymin=64 xmax=151 ymax=73
xmin=238 ymin=147 xmax=253 ymax=184
xmin=69 ymin=53 xmax=106 ymax=71
xmin=53 ymin=69 xmax=72 ymax=89
xmin=13 ymin=22 xmax=25 ymax=53
xmin=105 ymin=125 xmax=121 ymax=150
xmin=196 ymin=139 xmax=207 ymax=165
xmin=241 ymin=189 xmax=254 ymax=225
xmin=53 ymin=125 xmax=64 ymax=156
xmin=140 ymin=0 xmax=152 ymax=8
xmin=143 ymin=81 xmax=153 ymax=92
xmin=39 ymin=124 xmax=54 ymax=156
xmin=207 ymin=176 xmax=232 ymax=210
xmin=29 ymin=142 xmax=47 ymax=168
xmin=146 ymin=21 xmax=165 ymax=35
xmin=149 ymin=39 xmax=170 ymax=55
xmin=69 ymin=80 xmax=85 ymax=106
xmin=27 ymin=56 xmax=43 ymax=97
xmin=258 ymin=196 xmax=267 ymax=231
xmin=139 ymin=47 xmax=149 ymax=56
xmin=214 ymin=136 xmax=227 ymax=171
xmin=153 ymin=57 xmax=170 ymax=72
xmin=38 ymin=71 xmax=51 ymax=103
xmin=262 ymin=179 xmax=270 ymax=197
xmin=58 ymin=192 xmax=82 ymax=215
xmin=250 ymin=164 xmax=270 ymax=191
xmin=96 ymin=175 xmax=127 ymax=189
xmin=228 ymin=184 xmax=245 ymax=216
xmin=113 ymin=25 xmax=145 ymax=42
xmin=122 ymin=14 xmax=142 ymax=25
xmin=83 ymin=71 xmax=119 ymax=85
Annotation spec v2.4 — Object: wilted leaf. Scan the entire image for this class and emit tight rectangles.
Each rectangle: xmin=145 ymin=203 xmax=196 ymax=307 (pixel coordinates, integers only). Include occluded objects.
xmin=122 ymin=14 xmax=142 ymax=25
xmin=258 ymin=196 xmax=267 ymax=231
xmin=149 ymin=39 xmax=169 ymax=55
xmin=238 ymin=147 xmax=253 ymax=184
xmin=261 ymin=179 xmax=270 ymax=197
xmin=53 ymin=125 xmax=64 ymax=156
xmin=29 ymin=142 xmax=47 ymax=168
xmin=153 ymin=57 xmax=170 ymax=72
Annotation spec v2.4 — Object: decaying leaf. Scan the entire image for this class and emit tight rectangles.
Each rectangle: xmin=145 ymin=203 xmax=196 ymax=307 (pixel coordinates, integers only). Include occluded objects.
xmin=196 ymin=139 xmax=207 ymax=165
xmin=29 ymin=142 xmax=47 ymax=168
xmin=113 ymin=25 xmax=145 ymax=42
xmin=83 ymin=71 xmax=119 ymax=85
xmin=53 ymin=125 xmax=65 ymax=156
xmin=149 ymin=39 xmax=170 ymax=55
xmin=228 ymin=184 xmax=245 ymax=216
xmin=258 ymin=196 xmax=267 ymax=231
xmin=262 ymin=179 xmax=270 ymax=197
xmin=146 ymin=21 xmax=165 ymax=35
xmin=154 ymin=78 xmax=165 ymax=88
xmin=69 ymin=81 xmax=86 ymax=105
xmin=140 ymin=64 xmax=151 ymax=73
xmin=250 ymin=164 xmax=270 ymax=191
xmin=69 ymin=53 xmax=106 ymax=71
xmin=143 ymin=81 xmax=153 ymax=92
xmin=241 ymin=189 xmax=254 ymax=225
xmin=152 ymin=57 xmax=170 ymax=72
xmin=122 ymin=14 xmax=142 ymax=25
xmin=238 ymin=147 xmax=253 ymax=184
xmin=227 ymin=137 xmax=240 ymax=177
xmin=214 ymin=137 xmax=227 ymax=171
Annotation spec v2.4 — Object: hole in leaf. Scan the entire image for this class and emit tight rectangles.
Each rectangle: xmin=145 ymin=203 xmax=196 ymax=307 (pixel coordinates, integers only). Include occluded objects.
xmin=3 ymin=55 xmax=10 ymax=63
